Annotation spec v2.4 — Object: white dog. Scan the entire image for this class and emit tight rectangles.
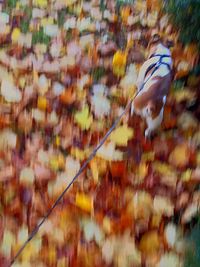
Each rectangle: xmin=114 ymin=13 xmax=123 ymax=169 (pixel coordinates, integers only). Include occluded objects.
xmin=131 ymin=36 xmax=173 ymax=138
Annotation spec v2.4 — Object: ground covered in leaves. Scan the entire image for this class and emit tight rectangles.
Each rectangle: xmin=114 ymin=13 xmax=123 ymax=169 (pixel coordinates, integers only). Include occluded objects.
xmin=0 ymin=0 xmax=200 ymax=267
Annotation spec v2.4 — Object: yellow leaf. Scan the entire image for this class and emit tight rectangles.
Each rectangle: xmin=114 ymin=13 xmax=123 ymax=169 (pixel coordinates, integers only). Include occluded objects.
xmin=71 ymin=147 xmax=91 ymax=161
xmin=151 ymin=214 xmax=162 ymax=228
xmin=110 ymin=124 xmax=134 ymax=146
xmin=142 ymin=152 xmax=155 ymax=162
xmin=33 ymin=0 xmax=48 ymax=8
xmin=74 ymin=105 xmax=93 ymax=130
xmin=113 ymin=65 xmax=126 ymax=77
xmin=113 ymin=51 xmax=127 ymax=66
xmin=58 ymin=154 xmax=65 ymax=169
xmin=153 ymin=161 xmax=175 ymax=176
xmin=11 ymin=28 xmax=21 ymax=43
xmin=55 ymin=135 xmax=61 ymax=147
xmin=65 ymin=0 xmax=78 ymax=7
xmin=49 ymin=157 xmax=59 ymax=171
xmin=139 ymin=231 xmax=160 ymax=255
xmin=138 ymin=163 xmax=148 ymax=179
xmin=112 ymin=51 xmax=127 ymax=77
xmin=97 ymin=157 xmax=107 ymax=175
xmin=19 ymin=77 xmax=26 ymax=89
xmin=181 ymin=169 xmax=192 ymax=182
xmin=48 ymin=245 xmax=56 ymax=265
xmin=75 ymin=193 xmax=93 ymax=213
xmin=90 ymin=158 xmax=99 ymax=183
xmin=103 ymin=217 xmax=111 ymax=234
xmin=21 ymin=237 xmax=42 ymax=262
xmin=37 ymin=96 xmax=47 ymax=110
xmin=41 ymin=17 xmax=54 ymax=27
xmin=49 ymin=154 xmax=65 ymax=171
xmin=169 ymin=144 xmax=189 ymax=168
xmin=71 ymin=147 xmax=87 ymax=161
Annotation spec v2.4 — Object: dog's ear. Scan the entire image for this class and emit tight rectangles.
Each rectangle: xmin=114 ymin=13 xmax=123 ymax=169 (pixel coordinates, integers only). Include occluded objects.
xmin=150 ymin=34 xmax=161 ymax=44
xmin=165 ymin=39 xmax=174 ymax=48
xmin=148 ymin=34 xmax=161 ymax=49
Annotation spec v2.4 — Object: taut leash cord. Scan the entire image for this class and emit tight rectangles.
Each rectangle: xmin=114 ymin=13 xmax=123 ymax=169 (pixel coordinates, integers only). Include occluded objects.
xmin=10 ymin=93 xmax=138 ymax=265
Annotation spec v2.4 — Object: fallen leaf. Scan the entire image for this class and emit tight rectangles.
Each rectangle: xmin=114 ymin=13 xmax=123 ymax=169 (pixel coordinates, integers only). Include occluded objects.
xmin=102 ymin=232 xmax=141 ymax=267
xmin=1 ymin=80 xmax=22 ymax=103
xmin=110 ymin=125 xmax=134 ymax=146
xmin=156 ymin=252 xmax=182 ymax=267
xmin=139 ymin=230 xmax=160 ymax=255
xmin=74 ymin=105 xmax=93 ymax=130
xmin=90 ymin=158 xmax=99 ymax=183
xmin=153 ymin=196 xmax=174 ymax=217
xmin=164 ymin=223 xmax=177 ymax=248
xmin=20 ymin=167 xmax=35 ymax=186
xmin=169 ymin=144 xmax=190 ymax=168
xmin=80 ymin=218 xmax=105 ymax=245
xmin=0 ymin=229 xmax=15 ymax=257
xmin=97 ymin=141 xmax=124 ymax=161
xmin=75 ymin=193 xmax=93 ymax=213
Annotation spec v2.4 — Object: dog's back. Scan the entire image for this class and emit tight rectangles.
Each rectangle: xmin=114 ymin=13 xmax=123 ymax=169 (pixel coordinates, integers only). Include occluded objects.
xmin=131 ymin=42 xmax=172 ymax=137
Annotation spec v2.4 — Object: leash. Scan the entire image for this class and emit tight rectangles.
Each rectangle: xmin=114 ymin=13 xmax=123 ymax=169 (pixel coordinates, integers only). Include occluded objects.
xmin=11 ymin=52 xmax=172 ymax=265
xmin=10 ymin=91 xmax=140 ymax=265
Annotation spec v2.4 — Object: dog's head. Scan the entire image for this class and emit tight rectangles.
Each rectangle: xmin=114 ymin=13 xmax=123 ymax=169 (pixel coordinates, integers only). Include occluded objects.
xmin=148 ymin=34 xmax=174 ymax=58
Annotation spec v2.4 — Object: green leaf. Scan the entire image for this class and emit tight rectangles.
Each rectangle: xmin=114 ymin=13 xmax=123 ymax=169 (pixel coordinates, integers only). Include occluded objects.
xmin=32 ymin=27 xmax=51 ymax=45
xmin=20 ymin=20 xmax=29 ymax=34
xmin=100 ymin=0 xmax=106 ymax=13
xmin=172 ymin=80 xmax=185 ymax=91
xmin=116 ymin=0 xmax=135 ymax=6
xmin=189 ymin=64 xmax=200 ymax=76
xmin=91 ymin=67 xmax=106 ymax=82
xmin=58 ymin=8 xmax=67 ymax=27
xmin=7 ymin=0 xmax=17 ymax=8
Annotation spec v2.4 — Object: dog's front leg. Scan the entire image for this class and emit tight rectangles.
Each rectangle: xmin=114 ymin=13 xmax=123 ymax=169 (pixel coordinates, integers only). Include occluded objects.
xmin=144 ymin=127 xmax=152 ymax=140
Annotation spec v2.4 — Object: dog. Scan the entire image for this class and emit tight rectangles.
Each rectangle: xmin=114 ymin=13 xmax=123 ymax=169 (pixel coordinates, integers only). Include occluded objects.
xmin=131 ymin=35 xmax=173 ymax=138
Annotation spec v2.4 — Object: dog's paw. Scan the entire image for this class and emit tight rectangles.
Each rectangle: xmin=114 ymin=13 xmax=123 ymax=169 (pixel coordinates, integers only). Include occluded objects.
xmin=145 ymin=128 xmax=155 ymax=141
xmin=145 ymin=128 xmax=151 ymax=138
xmin=145 ymin=128 xmax=159 ymax=141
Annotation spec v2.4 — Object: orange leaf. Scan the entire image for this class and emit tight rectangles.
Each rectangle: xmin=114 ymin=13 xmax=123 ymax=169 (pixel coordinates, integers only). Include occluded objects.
xmin=139 ymin=231 xmax=161 ymax=255
xmin=0 ymin=115 xmax=10 ymax=128
xmin=175 ymin=69 xmax=189 ymax=79
xmin=146 ymin=0 xmax=162 ymax=10
xmin=60 ymin=88 xmax=75 ymax=105
xmin=75 ymin=193 xmax=93 ymax=213
xmin=109 ymin=161 xmax=126 ymax=178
